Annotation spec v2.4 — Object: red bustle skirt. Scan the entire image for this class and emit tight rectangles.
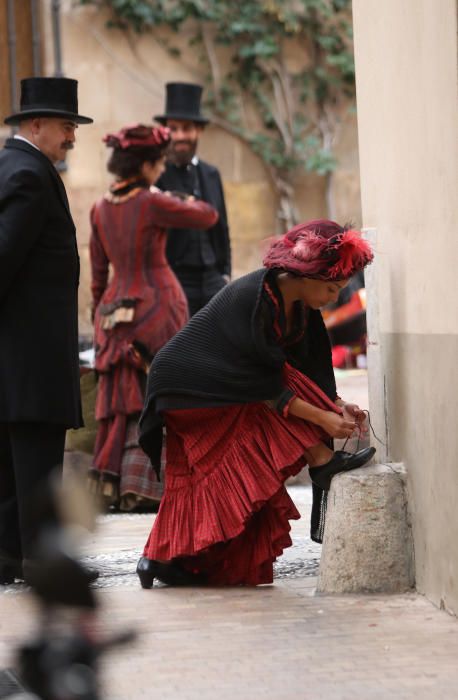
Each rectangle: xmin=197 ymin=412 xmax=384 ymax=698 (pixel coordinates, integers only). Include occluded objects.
xmin=142 ymin=363 xmax=341 ymax=585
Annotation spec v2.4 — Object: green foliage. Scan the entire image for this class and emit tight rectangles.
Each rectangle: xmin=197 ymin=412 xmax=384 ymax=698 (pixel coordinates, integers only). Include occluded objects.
xmin=77 ymin=0 xmax=355 ymax=185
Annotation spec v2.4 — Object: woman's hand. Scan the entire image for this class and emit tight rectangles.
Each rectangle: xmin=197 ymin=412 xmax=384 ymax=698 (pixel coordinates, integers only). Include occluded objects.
xmin=287 ymin=397 xmax=356 ymax=437
xmin=318 ymin=411 xmax=357 ymax=439
xmin=339 ymin=401 xmax=368 ymax=433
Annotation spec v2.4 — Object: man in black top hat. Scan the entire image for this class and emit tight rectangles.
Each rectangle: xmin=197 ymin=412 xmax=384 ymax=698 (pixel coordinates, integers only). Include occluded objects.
xmin=0 ymin=77 xmax=93 ymax=584
xmin=155 ymin=82 xmax=231 ymax=315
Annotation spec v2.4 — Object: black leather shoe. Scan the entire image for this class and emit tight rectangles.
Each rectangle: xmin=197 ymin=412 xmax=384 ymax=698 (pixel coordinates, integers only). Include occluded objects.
xmin=136 ymin=557 xmax=206 ymax=589
xmin=136 ymin=557 xmax=161 ymax=589
xmin=309 ymin=446 xmax=376 ymax=491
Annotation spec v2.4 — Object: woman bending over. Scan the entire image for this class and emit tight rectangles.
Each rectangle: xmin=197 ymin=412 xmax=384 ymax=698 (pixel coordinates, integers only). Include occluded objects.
xmin=137 ymin=219 xmax=374 ymax=586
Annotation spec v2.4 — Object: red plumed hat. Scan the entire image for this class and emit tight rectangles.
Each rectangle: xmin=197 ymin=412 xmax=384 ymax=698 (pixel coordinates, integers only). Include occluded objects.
xmin=263 ymin=219 xmax=373 ymax=280
xmin=103 ymin=123 xmax=170 ymax=150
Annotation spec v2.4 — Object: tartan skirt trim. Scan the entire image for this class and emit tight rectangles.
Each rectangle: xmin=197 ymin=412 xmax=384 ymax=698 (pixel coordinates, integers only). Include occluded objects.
xmin=91 ymin=416 xmax=163 ymax=507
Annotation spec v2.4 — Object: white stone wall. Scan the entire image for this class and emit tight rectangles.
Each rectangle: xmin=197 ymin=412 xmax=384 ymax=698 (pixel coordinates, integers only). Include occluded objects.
xmin=353 ymin=0 xmax=458 ymax=612
xmin=38 ymin=0 xmax=362 ymax=333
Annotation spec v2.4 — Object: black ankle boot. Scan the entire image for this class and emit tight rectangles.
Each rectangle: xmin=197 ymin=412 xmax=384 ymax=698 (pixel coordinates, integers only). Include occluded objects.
xmin=136 ymin=557 xmax=207 ymax=588
xmin=309 ymin=446 xmax=376 ymax=491
xmin=136 ymin=557 xmax=161 ymax=589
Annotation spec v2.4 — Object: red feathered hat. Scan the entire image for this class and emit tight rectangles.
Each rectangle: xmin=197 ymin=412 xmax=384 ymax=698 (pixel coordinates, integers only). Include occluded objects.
xmin=263 ymin=219 xmax=373 ymax=280
xmin=103 ymin=123 xmax=170 ymax=150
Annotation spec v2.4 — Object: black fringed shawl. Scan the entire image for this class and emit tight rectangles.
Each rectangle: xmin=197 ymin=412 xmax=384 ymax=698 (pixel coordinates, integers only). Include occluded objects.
xmin=139 ymin=268 xmax=336 ymax=473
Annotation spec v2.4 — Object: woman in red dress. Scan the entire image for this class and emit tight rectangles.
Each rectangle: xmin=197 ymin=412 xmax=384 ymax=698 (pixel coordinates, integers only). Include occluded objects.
xmin=89 ymin=124 xmax=218 ymax=511
xmin=137 ymin=219 xmax=374 ymax=586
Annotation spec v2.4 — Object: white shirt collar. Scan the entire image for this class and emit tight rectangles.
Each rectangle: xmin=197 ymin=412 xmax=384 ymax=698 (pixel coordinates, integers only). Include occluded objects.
xmin=13 ymin=134 xmax=41 ymax=152
xmin=191 ymin=155 xmax=199 ymax=166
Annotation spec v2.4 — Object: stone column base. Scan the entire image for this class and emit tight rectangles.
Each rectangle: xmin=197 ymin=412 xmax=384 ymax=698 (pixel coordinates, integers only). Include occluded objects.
xmin=317 ymin=463 xmax=415 ymax=594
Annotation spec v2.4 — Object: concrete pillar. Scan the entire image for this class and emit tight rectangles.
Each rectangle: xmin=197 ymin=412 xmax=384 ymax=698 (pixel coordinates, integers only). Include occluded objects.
xmin=317 ymin=463 xmax=414 ymax=594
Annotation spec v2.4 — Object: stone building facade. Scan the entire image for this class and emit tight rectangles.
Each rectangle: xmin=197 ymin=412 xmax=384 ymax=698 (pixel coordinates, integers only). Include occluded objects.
xmin=0 ymin=0 xmax=361 ymax=334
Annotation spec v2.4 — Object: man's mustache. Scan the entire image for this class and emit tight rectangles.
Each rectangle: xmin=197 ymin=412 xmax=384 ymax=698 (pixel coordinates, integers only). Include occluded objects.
xmin=172 ymin=140 xmax=194 ymax=148
xmin=62 ymin=142 xmax=74 ymax=150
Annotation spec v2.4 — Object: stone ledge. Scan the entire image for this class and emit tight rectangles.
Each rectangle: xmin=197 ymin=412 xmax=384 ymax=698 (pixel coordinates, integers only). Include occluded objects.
xmin=317 ymin=462 xmax=415 ymax=594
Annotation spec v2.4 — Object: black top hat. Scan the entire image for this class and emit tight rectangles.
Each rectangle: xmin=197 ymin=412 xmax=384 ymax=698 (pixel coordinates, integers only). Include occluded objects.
xmin=154 ymin=82 xmax=209 ymax=125
xmin=4 ymin=77 xmax=93 ymax=126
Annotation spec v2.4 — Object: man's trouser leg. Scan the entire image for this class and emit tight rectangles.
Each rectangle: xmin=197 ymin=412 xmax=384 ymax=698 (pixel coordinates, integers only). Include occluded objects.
xmin=201 ymin=267 xmax=227 ymax=307
xmin=176 ymin=266 xmax=227 ymax=316
xmin=175 ymin=268 xmax=203 ymax=316
xmin=0 ymin=422 xmax=66 ymax=563
xmin=0 ymin=424 xmax=22 ymax=562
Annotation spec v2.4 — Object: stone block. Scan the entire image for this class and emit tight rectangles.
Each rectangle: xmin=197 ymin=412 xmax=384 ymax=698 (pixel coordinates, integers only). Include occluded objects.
xmin=317 ymin=463 xmax=415 ymax=594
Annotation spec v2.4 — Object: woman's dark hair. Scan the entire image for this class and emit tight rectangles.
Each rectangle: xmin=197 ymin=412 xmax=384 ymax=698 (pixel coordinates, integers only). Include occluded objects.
xmin=107 ymin=144 xmax=167 ymax=179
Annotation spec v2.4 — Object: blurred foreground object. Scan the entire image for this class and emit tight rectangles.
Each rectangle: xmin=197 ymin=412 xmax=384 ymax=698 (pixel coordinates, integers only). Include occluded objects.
xmin=17 ymin=622 xmax=134 ymax=700
xmin=1 ymin=471 xmax=134 ymax=700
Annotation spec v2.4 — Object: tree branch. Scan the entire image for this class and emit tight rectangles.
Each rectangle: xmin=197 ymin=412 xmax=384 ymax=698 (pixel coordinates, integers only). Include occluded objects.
xmin=73 ymin=0 xmax=355 ymax=226
xmin=269 ymin=56 xmax=295 ymax=138
xmin=256 ymin=59 xmax=293 ymax=150
xmin=209 ymin=111 xmax=293 ymax=225
xmin=201 ymin=22 xmax=221 ymax=94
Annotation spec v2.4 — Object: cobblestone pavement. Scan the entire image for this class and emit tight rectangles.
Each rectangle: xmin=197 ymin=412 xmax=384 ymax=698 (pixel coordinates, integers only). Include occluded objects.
xmin=1 ymin=486 xmax=458 ymax=699
xmin=0 ymin=372 xmax=455 ymax=699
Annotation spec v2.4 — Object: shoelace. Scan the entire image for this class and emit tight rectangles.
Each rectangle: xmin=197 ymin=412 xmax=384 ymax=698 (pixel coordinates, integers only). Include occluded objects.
xmin=341 ymin=409 xmax=386 ymax=453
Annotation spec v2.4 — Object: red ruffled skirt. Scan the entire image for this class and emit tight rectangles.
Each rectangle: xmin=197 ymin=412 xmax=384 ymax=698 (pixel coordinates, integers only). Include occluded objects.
xmin=143 ymin=363 xmax=341 ymax=585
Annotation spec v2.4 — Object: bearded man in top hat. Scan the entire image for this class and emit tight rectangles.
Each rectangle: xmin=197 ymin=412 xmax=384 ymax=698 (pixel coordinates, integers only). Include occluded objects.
xmin=0 ymin=77 xmax=94 ymax=585
xmin=155 ymin=82 xmax=231 ymax=315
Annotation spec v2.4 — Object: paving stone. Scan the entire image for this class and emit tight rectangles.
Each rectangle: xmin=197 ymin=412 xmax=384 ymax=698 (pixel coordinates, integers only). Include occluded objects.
xmin=1 ymin=485 xmax=458 ymax=699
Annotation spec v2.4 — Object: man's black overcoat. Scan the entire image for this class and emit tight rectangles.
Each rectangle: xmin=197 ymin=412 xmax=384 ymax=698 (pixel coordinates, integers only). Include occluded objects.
xmin=0 ymin=138 xmax=82 ymax=427
xmin=158 ymin=159 xmax=231 ymax=276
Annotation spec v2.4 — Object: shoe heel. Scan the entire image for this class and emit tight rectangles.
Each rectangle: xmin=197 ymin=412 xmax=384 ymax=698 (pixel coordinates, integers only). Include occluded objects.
xmin=138 ymin=571 xmax=155 ymax=589
xmin=136 ymin=557 xmax=158 ymax=589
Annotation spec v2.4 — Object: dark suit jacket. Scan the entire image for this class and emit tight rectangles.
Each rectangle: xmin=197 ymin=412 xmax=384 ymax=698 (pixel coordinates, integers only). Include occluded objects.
xmin=0 ymin=138 xmax=82 ymax=427
xmin=157 ymin=159 xmax=231 ymax=276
